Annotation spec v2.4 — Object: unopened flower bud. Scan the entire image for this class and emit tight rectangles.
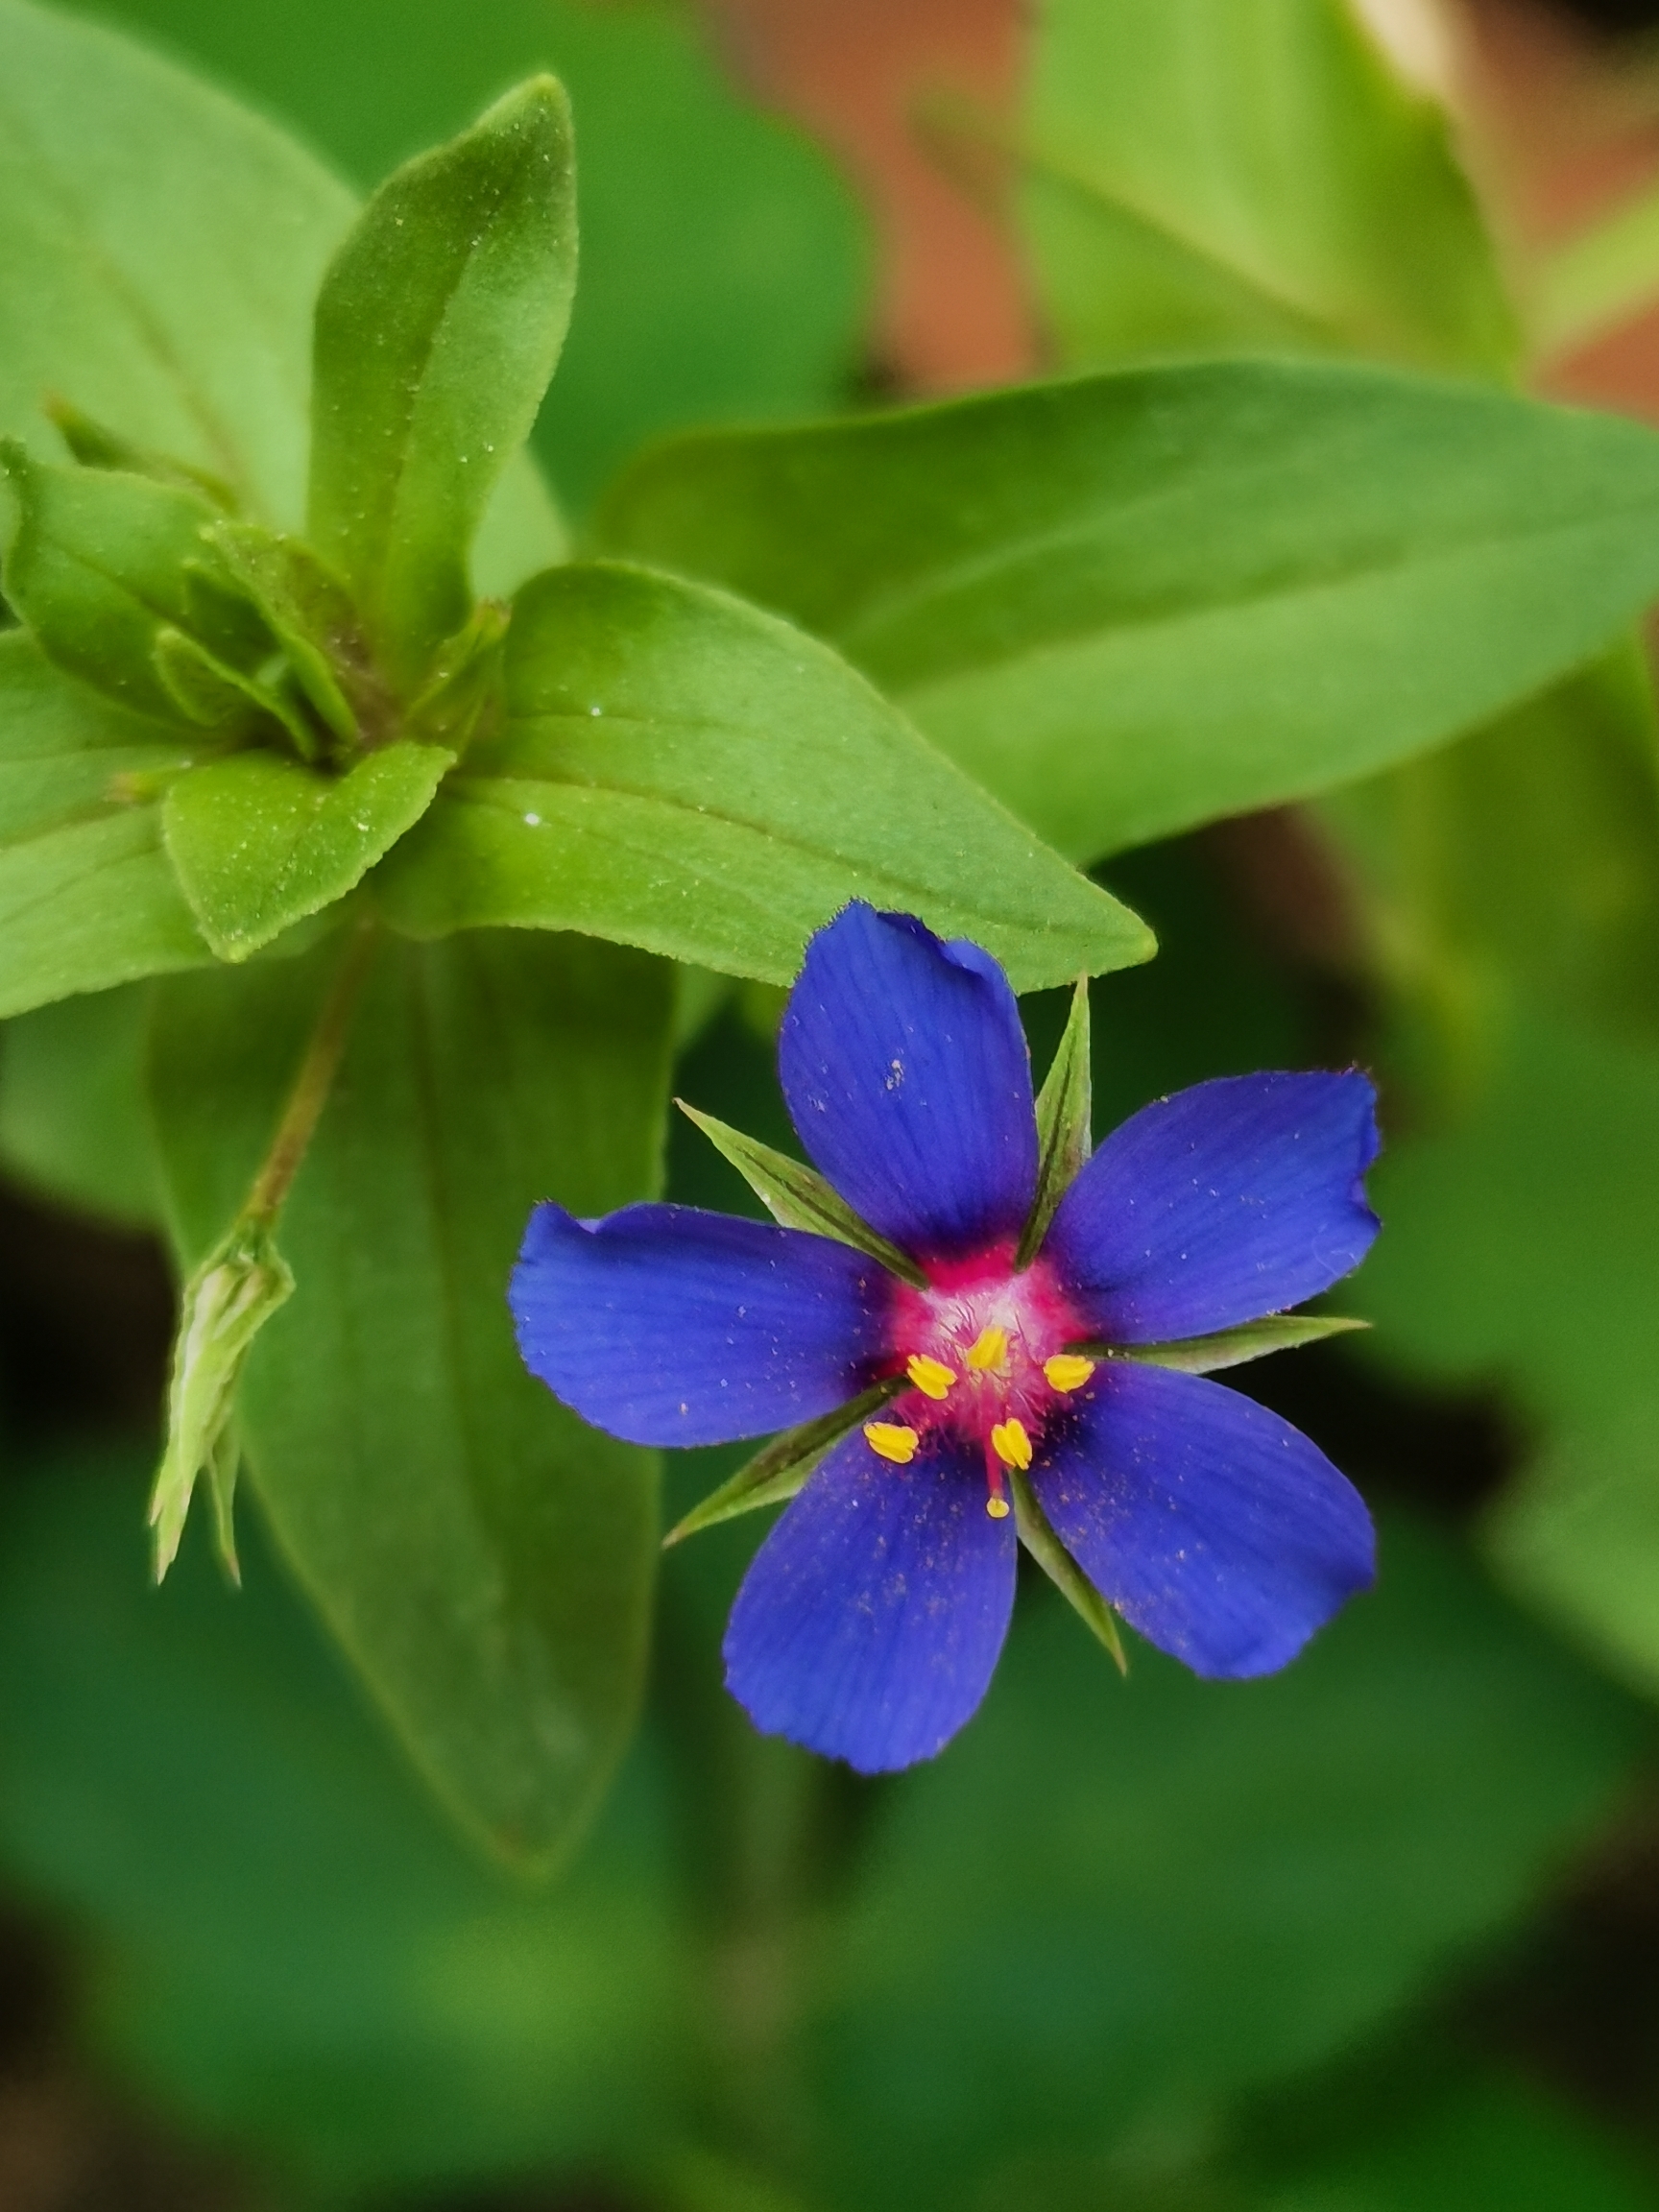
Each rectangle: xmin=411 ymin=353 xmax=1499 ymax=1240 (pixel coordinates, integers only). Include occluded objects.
xmin=149 ymin=1220 xmax=295 ymax=1581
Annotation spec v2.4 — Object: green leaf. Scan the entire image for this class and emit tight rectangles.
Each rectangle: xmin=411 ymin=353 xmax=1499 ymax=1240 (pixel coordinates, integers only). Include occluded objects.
xmin=372 ymin=560 xmax=1151 ymax=990
xmin=1108 ymin=1313 xmax=1369 ymax=1374
xmin=676 ymin=1102 xmax=925 ymax=1287
xmin=1006 ymin=1462 xmax=1125 ymax=1671
xmin=0 ymin=0 xmax=562 ymax=571
xmin=161 ymin=742 xmax=454 ymax=961
xmin=0 ymin=632 xmax=211 ymax=1017
xmin=149 ymin=927 xmax=675 ymax=1867
xmin=1022 ymin=0 xmax=1516 ymax=379
xmin=663 ymin=1382 xmax=903 ymax=1548
xmin=308 ymin=77 xmax=577 ymax=686
xmin=1017 ymin=975 xmax=1090 ymax=1268
xmin=598 ymin=361 xmax=1659 ymax=861
xmin=0 ymin=983 xmax=162 ymax=1225
xmin=44 ymin=394 xmax=237 ymax=509
xmin=0 ymin=445 xmax=265 ymax=719
xmin=0 ymin=1450 xmax=690 ymax=2195
xmin=813 ymin=1511 xmax=1647 ymax=2204
xmin=83 ymin=0 xmax=870 ymax=516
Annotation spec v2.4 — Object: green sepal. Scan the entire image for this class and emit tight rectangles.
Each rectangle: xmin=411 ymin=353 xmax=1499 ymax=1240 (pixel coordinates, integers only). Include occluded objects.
xmin=676 ymin=1099 xmax=926 ymax=1287
xmin=0 ymin=444 xmax=260 ymax=719
xmin=405 ymin=600 xmax=510 ymax=752
xmin=307 ymin=76 xmax=578 ymax=688
xmin=1008 ymin=1462 xmax=1127 ymax=1673
xmin=150 ymin=1215 xmax=296 ymax=1581
xmin=206 ymin=521 xmax=371 ymax=750
xmin=152 ymin=627 xmax=321 ymax=760
xmin=663 ymin=1380 xmax=905 ymax=1548
xmin=1100 ymin=1313 xmax=1370 ymax=1374
xmin=161 ymin=744 xmax=455 ymax=961
xmin=44 ymin=395 xmax=238 ymax=512
xmin=1017 ymin=974 xmax=1091 ymax=1269
xmin=204 ymin=1425 xmax=244 ymax=1585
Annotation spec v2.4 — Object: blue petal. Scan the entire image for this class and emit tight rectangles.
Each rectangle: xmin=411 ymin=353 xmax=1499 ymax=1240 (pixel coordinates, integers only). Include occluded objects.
xmin=510 ymin=1201 xmax=893 ymax=1447
xmin=723 ymin=1424 xmax=1017 ymax=1771
xmin=1043 ymin=1070 xmax=1380 ymax=1342
xmin=1030 ymin=1360 xmax=1374 ymax=1678
xmin=777 ymin=903 xmax=1038 ymax=1264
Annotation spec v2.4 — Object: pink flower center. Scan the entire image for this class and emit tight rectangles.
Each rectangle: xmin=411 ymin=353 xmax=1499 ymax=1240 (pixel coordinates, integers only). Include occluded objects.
xmin=867 ymin=1242 xmax=1094 ymax=1516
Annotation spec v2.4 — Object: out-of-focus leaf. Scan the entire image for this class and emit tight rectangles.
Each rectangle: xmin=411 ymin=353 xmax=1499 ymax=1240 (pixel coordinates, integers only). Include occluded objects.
xmin=1488 ymin=1392 xmax=1659 ymax=1708
xmin=79 ymin=0 xmax=870 ymax=513
xmin=810 ymin=1513 xmax=1647 ymax=2207
xmin=1351 ymin=1008 xmax=1659 ymax=1430
xmin=0 ymin=0 xmax=348 ymax=520
xmin=0 ymin=0 xmax=561 ymax=573
xmin=598 ymin=363 xmax=1659 ymax=862
xmin=0 ymin=984 xmax=161 ymax=1225
xmin=1225 ymin=2038 xmax=1659 ymax=2212
xmin=372 ymin=561 xmax=1151 ymax=991
xmin=1352 ymin=999 xmax=1659 ymax=1695
xmin=149 ymin=926 xmax=675 ymax=1867
xmin=0 ymin=1449 xmax=691 ymax=2196
xmin=161 ymin=743 xmax=454 ymax=960
xmin=308 ymin=79 xmax=576 ymax=685
xmin=1021 ymin=0 xmax=1515 ymax=379
xmin=0 ymin=634 xmax=210 ymax=1017
xmin=1320 ymin=643 xmax=1659 ymax=1071
xmin=1527 ymin=173 xmax=1659 ymax=360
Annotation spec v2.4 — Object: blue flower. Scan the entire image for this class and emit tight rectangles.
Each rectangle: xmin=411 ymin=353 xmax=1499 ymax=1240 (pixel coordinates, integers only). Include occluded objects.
xmin=511 ymin=904 xmax=1380 ymax=1774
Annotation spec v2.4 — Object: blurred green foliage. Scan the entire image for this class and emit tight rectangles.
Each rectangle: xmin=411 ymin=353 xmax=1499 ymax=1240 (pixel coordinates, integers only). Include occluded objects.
xmin=0 ymin=1438 xmax=1647 ymax=2208
xmin=74 ymin=0 xmax=870 ymax=510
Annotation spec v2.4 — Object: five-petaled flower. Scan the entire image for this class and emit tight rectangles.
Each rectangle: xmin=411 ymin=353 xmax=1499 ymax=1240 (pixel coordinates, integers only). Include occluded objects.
xmin=510 ymin=904 xmax=1380 ymax=1774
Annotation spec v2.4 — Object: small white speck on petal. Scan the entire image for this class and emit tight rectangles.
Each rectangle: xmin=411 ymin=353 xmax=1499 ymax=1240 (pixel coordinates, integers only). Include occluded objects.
xmin=522 ymin=811 xmax=541 ymax=827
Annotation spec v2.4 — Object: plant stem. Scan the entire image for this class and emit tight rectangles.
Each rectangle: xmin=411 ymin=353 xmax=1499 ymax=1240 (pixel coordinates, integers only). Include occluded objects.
xmin=243 ymin=918 xmax=379 ymax=1228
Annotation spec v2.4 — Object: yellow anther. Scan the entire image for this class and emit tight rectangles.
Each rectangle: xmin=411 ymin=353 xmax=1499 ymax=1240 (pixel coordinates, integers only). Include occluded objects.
xmin=864 ymin=1421 xmax=920 ymax=1465
xmin=986 ymin=1495 xmax=1011 ymax=1521
xmin=990 ymin=1418 xmax=1032 ymax=1472
xmin=905 ymin=1353 xmax=958 ymax=1401
xmin=1044 ymin=1354 xmax=1096 ymax=1394
xmin=965 ymin=1325 xmax=1009 ymax=1374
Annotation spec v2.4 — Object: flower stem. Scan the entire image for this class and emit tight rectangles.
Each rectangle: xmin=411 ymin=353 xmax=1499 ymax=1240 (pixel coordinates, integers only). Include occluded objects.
xmin=242 ymin=918 xmax=379 ymax=1228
